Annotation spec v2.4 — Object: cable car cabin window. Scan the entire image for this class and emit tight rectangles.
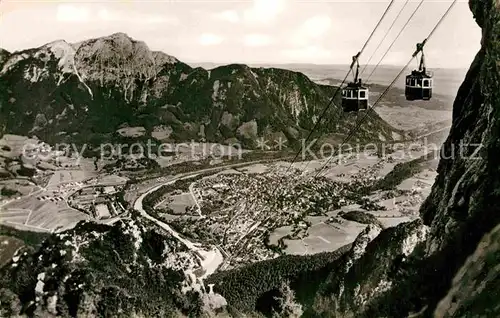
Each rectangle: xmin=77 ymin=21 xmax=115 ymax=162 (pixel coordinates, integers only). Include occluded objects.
xmin=359 ymin=90 xmax=366 ymax=99
xmin=423 ymin=79 xmax=429 ymax=87
xmin=406 ymin=78 xmax=410 ymax=85
xmin=417 ymin=78 xmax=423 ymax=87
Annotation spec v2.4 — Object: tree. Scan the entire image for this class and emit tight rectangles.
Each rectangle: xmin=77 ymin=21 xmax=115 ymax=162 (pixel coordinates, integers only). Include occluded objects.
xmin=272 ymin=281 xmax=303 ymax=318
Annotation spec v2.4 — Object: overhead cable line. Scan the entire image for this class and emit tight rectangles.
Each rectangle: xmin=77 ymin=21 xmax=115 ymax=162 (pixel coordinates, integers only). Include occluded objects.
xmin=360 ymin=0 xmax=411 ymax=78
xmin=229 ymin=1 xmax=399 ymax=254
xmin=358 ymin=0 xmax=397 ymax=57
xmin=235 ymin=0 xmax=457 ymax=255
xmin=365 ymin=0 xmax=425 ymax=83
xmin=279 ymin=0 xmax=397 ymax=178
xmin=313 ymin=0 xmax=458 ymax=180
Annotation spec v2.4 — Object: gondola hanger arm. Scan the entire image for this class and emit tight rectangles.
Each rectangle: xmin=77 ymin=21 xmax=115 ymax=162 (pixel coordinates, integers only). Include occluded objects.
xmin=412 ymin=39 xmax=427 ymax=57
xmin=411 ymin=40 xmax=428 ymax=72
xmin=350 ymin=51 xmax=361 ymax=83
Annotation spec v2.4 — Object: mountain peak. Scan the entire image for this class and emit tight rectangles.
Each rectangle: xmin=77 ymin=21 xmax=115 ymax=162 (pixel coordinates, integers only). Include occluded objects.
xmin=107 ymin=32 xmax=133 ymax=41
xmin=42 ymin=39 xmax=70 ymax=48
xmin=0 ymin=31 xmax=398 ymax=147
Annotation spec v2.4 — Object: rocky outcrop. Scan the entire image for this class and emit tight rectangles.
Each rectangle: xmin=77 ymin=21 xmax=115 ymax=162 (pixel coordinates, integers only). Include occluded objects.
xmin=0 ymin=219 xmax=203 ymax=317
xmin=0 ymin=33 xmax=397 ymax=147
xmin=311 ymin=220 xmax=428 ymax=316
xmin=308 ymin=0 xmax=500 ymax=316
xmin=0 ymin=48 xmax=10 ymax=67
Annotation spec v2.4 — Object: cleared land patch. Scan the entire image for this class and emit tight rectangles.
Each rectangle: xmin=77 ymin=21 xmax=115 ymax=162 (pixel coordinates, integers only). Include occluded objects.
xmin=161 ymin=193 xmax=196 ymax=215
xmin=1 ymin=195 xmax=89 ymax=232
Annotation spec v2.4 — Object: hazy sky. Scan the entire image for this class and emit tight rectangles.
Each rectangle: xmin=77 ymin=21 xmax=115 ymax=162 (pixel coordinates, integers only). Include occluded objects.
xmin=0 ymin=0 xmax=481 ymax=68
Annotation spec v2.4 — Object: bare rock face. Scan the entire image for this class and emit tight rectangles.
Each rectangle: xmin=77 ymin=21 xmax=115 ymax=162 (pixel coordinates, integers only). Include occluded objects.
xmin=312 ymin=220 xmax=428 ymax=316
xmin=420 ymin=0 xmax=500 ymax=256
xmin=434 ymin=223 xmax=500 ymax=317
xmin=236 ymin=120 xmax=258 ymax=141
xmin=416 ymin=0 xmax=500 ymax=312
xmin=0 ymin=221 xmax=201 ymax=317
xmin=308 ymin=1 xmax=500 ymax=316
xmin=74 ymin=32 xmax=160 ymax=90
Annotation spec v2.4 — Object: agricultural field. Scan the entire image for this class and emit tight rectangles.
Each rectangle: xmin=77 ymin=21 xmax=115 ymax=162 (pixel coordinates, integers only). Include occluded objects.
xmin=157 ymin=193 xmax=196 ymax=215
xmin=0 ymin=179 xmax=38 ymax=197
xmin=236 ymin=164 xmax=269 ymax=174
xmin=153 ymin=142 xmax=249 ymax=167
xmin=95 ymin=174 xmax=128 ymax=186
xmin=266 ymin=160 xmax=436 ymax=256
xmin=269 ymin=216 xmax=367 ymax=256
xmin=375 ymin=104 xmax=452 ymax=131
xmin=46 ymin=170 xmax=94 ymax=189
xmin=0 ymin=192 xmax=90 ymax=233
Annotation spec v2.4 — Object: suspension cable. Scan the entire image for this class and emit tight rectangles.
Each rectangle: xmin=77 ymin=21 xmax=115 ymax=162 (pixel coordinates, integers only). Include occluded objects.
xmin=226 ymin=0 xmax=458 ymax=257
xmin=279 ymin=0 xmax=397 ymax=178
xmin=228 ymin=2 xmax=400 ymax=254
xmin=313 ymin=0 xmax=458 ymax=179
xmin=359 ymin=0 xmax=397 ymax=57
xmin=366 ymin=0 xmax=425 ymax=83
xmin=360 ymin=0 xmax=411 ymax=78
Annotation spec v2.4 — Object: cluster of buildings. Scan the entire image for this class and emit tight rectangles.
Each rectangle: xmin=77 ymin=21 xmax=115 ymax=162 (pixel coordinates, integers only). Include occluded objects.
xmin=168 ymin=158 xmax=401 ymax=267
xmin=68 ymin=185 xmax=126 ymax=220
xmin=188 ymin=170 xmax=336 ymax=262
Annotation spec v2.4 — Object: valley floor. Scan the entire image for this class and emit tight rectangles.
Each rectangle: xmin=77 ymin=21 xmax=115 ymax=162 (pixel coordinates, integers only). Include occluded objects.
xmin=1 ymin=134 xmax=440 ymax=282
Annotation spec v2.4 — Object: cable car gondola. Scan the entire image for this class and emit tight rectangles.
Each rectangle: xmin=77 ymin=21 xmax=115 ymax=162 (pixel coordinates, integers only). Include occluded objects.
xmin=342 ymin=53 xmax=369 ymax=112
xmin=405 ymin=43 xmax=433 ymax=101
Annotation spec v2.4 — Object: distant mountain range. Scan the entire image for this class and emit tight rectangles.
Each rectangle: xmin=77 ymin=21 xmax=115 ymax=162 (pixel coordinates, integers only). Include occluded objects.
xmin=0 ymin=33 xmax=399 ymax=149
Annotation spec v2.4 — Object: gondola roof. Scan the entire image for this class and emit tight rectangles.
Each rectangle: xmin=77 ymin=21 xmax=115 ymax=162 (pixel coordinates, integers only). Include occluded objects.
xmin=409 ymin=70 xmax=432 ymax=78
xmin=345 ymin=82 xmax=368 ymax=90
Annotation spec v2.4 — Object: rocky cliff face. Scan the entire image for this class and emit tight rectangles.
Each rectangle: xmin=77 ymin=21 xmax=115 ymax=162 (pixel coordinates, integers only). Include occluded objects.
xmin=307 ymin=1 xmax=500 ymax=316
xmin=0 ymin=33 xmax=396 ymax=148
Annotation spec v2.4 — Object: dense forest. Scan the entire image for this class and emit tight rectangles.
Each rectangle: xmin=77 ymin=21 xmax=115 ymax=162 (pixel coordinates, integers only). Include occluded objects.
xmin=206 ymin=244 xmax=351 ymax=315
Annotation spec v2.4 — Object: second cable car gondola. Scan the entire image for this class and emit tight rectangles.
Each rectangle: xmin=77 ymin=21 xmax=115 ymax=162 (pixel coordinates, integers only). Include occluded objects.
xmin=405 ymin=43 xmax=433 ymax=101
xmin=342 ymin=53 xmax=369 ymax=112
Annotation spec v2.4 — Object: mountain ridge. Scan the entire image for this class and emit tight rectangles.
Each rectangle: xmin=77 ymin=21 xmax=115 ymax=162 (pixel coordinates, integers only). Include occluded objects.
xmin=0 ymin=32 xmax=398 ymax=149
